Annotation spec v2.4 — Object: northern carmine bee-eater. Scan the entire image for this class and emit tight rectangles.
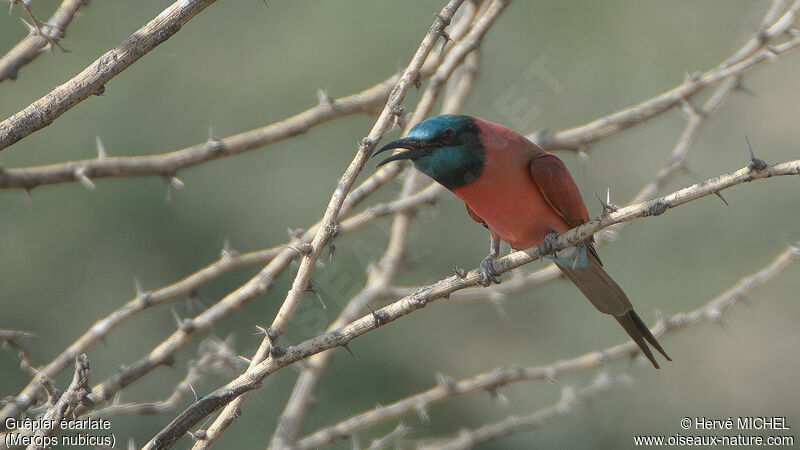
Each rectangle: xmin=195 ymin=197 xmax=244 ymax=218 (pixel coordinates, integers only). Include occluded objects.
xmin=374 ymin=114 xmax=670 ymax=368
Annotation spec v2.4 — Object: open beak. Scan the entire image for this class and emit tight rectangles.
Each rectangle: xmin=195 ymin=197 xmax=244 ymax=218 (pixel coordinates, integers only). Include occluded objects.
xmin=372 ymin=137 xmax=435 ymax=167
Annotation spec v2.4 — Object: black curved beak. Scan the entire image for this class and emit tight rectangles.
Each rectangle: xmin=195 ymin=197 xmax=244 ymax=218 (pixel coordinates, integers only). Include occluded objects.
xmin=372 ymin=137 xmax=436 ymax=167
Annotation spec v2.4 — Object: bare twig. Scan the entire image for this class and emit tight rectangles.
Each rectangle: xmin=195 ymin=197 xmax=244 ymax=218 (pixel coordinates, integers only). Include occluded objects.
xmin=615 ymin=77 xmax=740 ymax=214
xmin=1 ymin=0 xmax=795 ymax=195
xmin=296 ymin=242 xmax=799 ymax=448
xmin=341 ymin=1 xmax=800 ymax=217
xmin=142 ymin=2 xmax=469 ymax=448
xmin=266 ymin=181 xmax=425 ymax=449
xmin=367 ymin=422 xmax=410 ymax=450
xmin=420 ymin=243 xmax=800 ymax=450
xmin=4 ymin=2 xmax=792 ymax=428
xmin=721 ymin=0 xmax=800 ymax=67
xmin=139 ymin=159 xmax=800 ymax=448
xmin=533 ymin=10 xmax=800 ymax=151
xmin=0 ymin=0 xmax=220 ymax=151
xmin=1 ymin=3 xmax=796 ymax=448
xmin=0 ymin=0 xmax=480 ymax=191
xmin=265 ymin=0 xmax=467 ymax=345
xmin=21 ymin=355 xmax=92 ymax=444
xmin=441 ymin=49 xmax=481 ymax=114
xmin=0 ymin=71 xmax=390 ymax=190
xmin=0 ymin=183 xmax=443 ymax=424
xmin=85 ymin=337 xmax=242 ymax=419
xmin=0 ymin=0 xmax=88 ymax=82
xmin=382 ymin=262 xmax=563 ymax=306
xmin=264 ymin=22 xmax=489 ymax=450
xmin=192 ymin=2 xmax=502 ymax=448
xmin=470 ymin=237 xmax=798 ymax=374
xmin=0 ymin=12 xmax=474 ymax=425
xmin=589 ymin=73 xmax=741 ymax=243
xmin=0 ymin=330 xmax=35 ymax=341
xmin=0 ymin=329 xmax=37 ymax=377
xmin=415 ymin=374 xmax=632 ymax=449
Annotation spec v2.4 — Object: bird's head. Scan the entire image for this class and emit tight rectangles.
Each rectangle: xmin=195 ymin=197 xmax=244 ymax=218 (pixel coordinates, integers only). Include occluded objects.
xmin=373 ymin=114 xmax=485 ymax=188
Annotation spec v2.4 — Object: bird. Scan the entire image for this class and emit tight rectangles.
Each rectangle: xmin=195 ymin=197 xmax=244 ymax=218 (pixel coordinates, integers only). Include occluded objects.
xmin=373 ymin=114 xmax=670 ymax=368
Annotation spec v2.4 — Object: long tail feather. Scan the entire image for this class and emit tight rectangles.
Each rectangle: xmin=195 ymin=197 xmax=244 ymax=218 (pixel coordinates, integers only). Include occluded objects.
xmin=628 ymin=309 xmax=672 ymax=361
xmin=615 ymin=311 xmax=660 ymax=368
xmin=555 ymin=245 xmax=670 ymax=369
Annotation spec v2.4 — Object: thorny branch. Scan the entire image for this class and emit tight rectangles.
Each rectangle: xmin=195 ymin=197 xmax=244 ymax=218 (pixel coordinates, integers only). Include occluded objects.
xmin=415 ymin=374 xmax=633 ymax=450
xmin=0 ymin=6 xmax=482 ymax=424
xmin=265 ymin=24 xmax=486 ymax=450
xmin=140 ymin=1 xmax=471 ymax=448
xmin=296 ymin=242 xmax=800 ymax=448
xmin=0 ymin=68 xmax=399 ymax=190
xmin=0 ymin=0 xmax=89 ymax=82
xmin=264 ymin=6 xmax=501 ymax=450
xmin=255 ymin=0 xmax=467 ymax=347
xmin=0 ymin=180 xmax=443 ymax=423
xmin=18 ymin=355 xmax=92 ymax=443
xmin=533 ymin=0 xmax=800 ymax=151
xmin=187 ymin=1 xmax=496 ymax=448
xmin=140 ymin=159 xmax=800 ymax=447
xmin=1 ymin=1 xmax=798 ymax=448
xmin=3 ymin=1 xmax=797 ymax=190
xmin=0 ymin=0 xmax=221 ymax=151
xmin=85 ymin=337 xmax=243 ymax=419
xmin=0 ymin=0 xmax=478 ymax=191
xmin=104 ymin=9 xmax=800 ymax=426
xmin=0 ymin=329 xmax=37 ymax=378
xmin=417 ymin=243 xmax=800 ymax=449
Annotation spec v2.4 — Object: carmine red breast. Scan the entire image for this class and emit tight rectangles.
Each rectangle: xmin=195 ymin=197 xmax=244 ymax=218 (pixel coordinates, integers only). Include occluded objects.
xmin=451 ymin=118 xmax=571 ymax=250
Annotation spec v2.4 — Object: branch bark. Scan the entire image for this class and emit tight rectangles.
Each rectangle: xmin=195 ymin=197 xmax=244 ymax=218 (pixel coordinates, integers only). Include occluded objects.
xmin=0 ymin=0 xmax=220 ymax=151
xmin=142 ymin=158 xmax=800 ymax=448
xmin=1 ymin=3 xmax=797 ymax=448
xmin=265 ymin=22 xmax=488 ymax=450
xmin=141 ymin=1 xmax=470 ymax=447
xmin=296 ymin=242 xmax=799 ymax=448
xmin=0 ymin=0 xmax=89 ymax=82
xmin=190 ymin=2 xmax=499 ymax=448
xmin=416 ymin=374 xmax=632 ymax=449
xmin=534 ymin=2 xmax=800 ymax=150
xmin=25 ymin=355 xmax=91 ymax=444
xmin=0 ymin=182 xmax=442 ymax=424
xmin=0 ymin=70 xmax=392 ymax=190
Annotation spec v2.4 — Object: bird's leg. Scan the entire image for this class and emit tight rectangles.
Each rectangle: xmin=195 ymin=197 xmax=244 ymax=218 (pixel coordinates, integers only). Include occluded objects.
xmin=540 ymin=231 xmax=560 ymax=258
xmin=478 ymin=235 xmax=501 ymax=287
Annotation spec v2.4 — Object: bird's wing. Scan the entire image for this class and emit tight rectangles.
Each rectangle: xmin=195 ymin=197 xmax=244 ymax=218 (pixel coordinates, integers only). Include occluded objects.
xmin=465 ymin=204 xmax=488 ymax=229
xmin=529 ymin=153 xmax=590 ymax=228
xmin=529 ymin=152 xmax=601 ymax=263
xmin=531 ymin=153 xmax=670 ymax=368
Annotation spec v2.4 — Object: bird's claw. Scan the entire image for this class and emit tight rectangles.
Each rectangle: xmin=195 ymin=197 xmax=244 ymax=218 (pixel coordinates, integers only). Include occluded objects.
xmin=478 ymin=255 xmax=500 ymax=287
xmin=540 ymin=231 xmax=560 ymax=257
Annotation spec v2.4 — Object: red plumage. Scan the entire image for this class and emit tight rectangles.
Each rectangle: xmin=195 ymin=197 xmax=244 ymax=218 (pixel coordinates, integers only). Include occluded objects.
xmin=452 ymin=117 xmax=588 ymax=249
xmin=374 ymin=114 xmax=670 ymax=368
xmin=453 ymin=117 xmax=670 ymax=368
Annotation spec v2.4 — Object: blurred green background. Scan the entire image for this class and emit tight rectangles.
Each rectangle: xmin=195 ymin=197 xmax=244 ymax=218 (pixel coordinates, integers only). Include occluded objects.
xmin=1 ymin=1 xmax=798 ymax=448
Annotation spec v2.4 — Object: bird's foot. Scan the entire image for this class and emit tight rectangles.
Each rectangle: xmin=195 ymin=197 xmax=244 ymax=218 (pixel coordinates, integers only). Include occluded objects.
xmin=540 ymin=231 xmax=560 ymax=257
xmin=477 ymin=254 xmax=501 ymax=287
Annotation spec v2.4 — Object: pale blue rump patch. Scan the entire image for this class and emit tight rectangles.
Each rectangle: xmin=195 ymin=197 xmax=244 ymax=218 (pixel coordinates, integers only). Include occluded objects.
xmin=546 ymin=245 xmax=591 ymax=269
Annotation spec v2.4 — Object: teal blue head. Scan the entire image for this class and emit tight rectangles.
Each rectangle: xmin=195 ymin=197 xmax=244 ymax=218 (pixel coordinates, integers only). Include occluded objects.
xmin=373 ymin=114 xmax=485 ymax=189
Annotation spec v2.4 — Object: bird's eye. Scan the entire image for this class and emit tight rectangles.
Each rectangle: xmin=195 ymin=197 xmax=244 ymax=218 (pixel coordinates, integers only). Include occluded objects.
xmin=441 ymin=128 xmax=455 ymax=141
